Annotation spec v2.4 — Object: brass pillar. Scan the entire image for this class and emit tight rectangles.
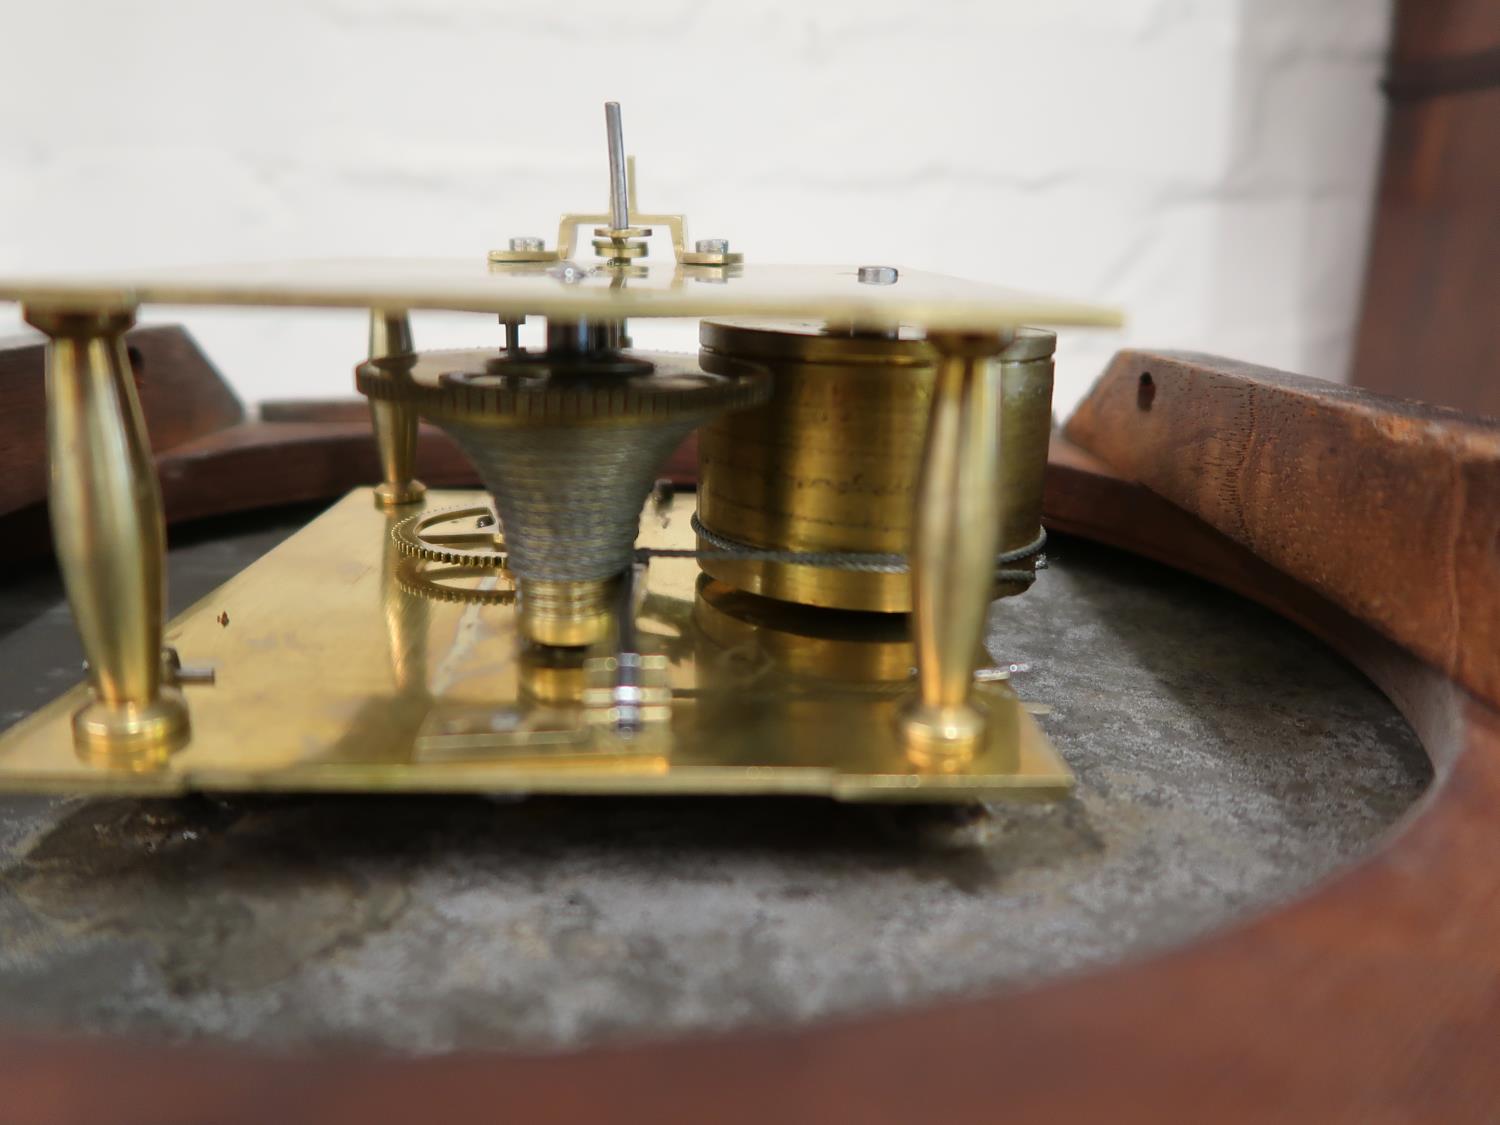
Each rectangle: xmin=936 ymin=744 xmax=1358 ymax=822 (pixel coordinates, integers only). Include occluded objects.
xmin=26 ymin=306 xmax=189 ymax=759
xmin=367 ymin=309 xmax=425 ymax=508
xmin=900 ymin=332 xmax=1008 ymax=769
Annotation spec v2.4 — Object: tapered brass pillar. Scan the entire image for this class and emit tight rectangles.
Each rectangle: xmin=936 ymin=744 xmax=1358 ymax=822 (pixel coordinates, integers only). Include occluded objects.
xmin=367 ymin=310 xmax=425 ymax=508
xmin=900 ymin=332 xmax=1008 ymax=769
xmin=26 ymin=306 xmax=189 ymax=759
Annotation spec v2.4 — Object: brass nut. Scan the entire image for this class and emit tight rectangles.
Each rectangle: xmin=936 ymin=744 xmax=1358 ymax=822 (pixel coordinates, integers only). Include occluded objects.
xmin=488 ymin=247 xmax=561 ymax=264
xmin=898 ymin=701 xmax=988 ymax=772
xmin=72 ymin=691 xmax=191 ymax=767
xmin=374 ymin=479 xmax=427 ymax=508
xmin=591 ymin=239 xmax=648 ymax=259
xmin=681 ymin=249 xmax=744 ymax=266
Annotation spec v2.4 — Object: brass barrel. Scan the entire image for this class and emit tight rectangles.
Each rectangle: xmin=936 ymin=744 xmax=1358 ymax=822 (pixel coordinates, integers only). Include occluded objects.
xmin=696 ymin=320 xmax=1055 ymax=613
xmin=693 ymin=575 xmax=913 ymax=684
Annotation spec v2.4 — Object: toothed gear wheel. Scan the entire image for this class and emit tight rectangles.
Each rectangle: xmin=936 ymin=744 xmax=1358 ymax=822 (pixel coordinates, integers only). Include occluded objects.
xmin=394 ymin=558 xmax=517 ymax=606
xmin=392 ymin=505 xmax=508 ymax=568
xmin=357 ymin=348 xmax=766 ymax=424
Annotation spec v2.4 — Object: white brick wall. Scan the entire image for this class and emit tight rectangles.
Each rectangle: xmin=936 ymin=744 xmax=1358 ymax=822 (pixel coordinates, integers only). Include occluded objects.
xmin=1 ymin=0 xmax=1392 ymax=417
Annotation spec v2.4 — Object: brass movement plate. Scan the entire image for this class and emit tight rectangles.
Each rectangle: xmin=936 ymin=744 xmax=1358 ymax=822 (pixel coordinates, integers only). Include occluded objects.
xmin=0 ymin=260 xmax=1120 ymax=334
xmin=0 ymin=490 xmax=1073 ymax=801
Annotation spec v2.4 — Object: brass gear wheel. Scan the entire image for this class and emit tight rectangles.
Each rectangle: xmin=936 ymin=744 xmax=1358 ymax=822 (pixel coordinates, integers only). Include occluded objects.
xmin=392 ymin=505 xmax=508 ymax=568
xmin=357 ymin=348 xmax=766 ymax=426
xmin=394 ymin=557 xmax=517 ymax=606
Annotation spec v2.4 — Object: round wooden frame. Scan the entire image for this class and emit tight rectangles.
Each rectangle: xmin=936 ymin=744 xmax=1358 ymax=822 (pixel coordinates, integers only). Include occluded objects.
xmin=0 ymin=346 xmax=1496 ymax=1123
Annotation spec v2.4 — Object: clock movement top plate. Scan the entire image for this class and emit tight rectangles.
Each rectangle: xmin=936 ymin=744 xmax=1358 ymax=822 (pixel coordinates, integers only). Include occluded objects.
xmin=0 ymin=260 xmax=1122 ymax=333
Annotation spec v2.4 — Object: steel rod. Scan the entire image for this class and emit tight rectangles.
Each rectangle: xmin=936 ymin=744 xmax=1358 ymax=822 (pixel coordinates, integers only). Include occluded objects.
xmin=605 ymin=101 xmax=629 ymax=230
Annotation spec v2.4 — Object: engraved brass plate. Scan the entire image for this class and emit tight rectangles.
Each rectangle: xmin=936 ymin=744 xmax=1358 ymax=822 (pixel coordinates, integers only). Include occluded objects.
xmin=0 ymin=490 xmax=1073 ymax=801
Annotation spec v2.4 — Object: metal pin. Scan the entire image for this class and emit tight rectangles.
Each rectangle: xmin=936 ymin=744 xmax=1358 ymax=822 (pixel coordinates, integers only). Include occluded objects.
xmin=160 ymin=647 xmax=217 ymax=686
xmin=605 ymin=101 xmax=629 ymax=230
xmin=650 ymin=478 xmax=674 ymax=527
xmin=973 ymin=662 xmax=1032 ymax=682
xmin=172 ymin=664 xmax=218 ymax=686
xmin=612 ymin=564 xmax=646 ymax=734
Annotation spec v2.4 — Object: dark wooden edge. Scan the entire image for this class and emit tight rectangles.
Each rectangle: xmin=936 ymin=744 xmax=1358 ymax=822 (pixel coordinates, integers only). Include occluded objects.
xmin=1353 ymin=2 xmax=1500 ymax=419
xmin=0 ymin=424 xmax=1496 ymax=1121
xmin=1383 ymin=44 xmax=1500 ymax=100
xmin=1066 ymin=348 xmax=1500 ymax=711
xmin=153 ymin=411 xmax=695 ymax=526
xmin=158 ymin=420 xmax=477 ymax=524
xmin=0 ymin=409 xmax=695 ymax=566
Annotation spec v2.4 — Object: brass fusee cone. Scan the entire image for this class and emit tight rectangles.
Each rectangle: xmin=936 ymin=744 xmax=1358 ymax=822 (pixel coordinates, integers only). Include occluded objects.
xmin=357 ymin=345 xmax=767 ymax=644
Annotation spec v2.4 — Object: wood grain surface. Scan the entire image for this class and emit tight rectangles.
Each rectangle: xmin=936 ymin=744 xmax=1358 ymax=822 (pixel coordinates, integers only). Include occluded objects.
xmin=158 ymin=420 xmax=475 ymax=523
xmin=1066 ymin=349 xmax=1500 ymax=710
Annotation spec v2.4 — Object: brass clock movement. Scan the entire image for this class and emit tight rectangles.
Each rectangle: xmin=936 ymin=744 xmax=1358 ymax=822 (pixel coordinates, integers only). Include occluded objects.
xmin=0 ymin=104 xmax=1119 ymax=801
